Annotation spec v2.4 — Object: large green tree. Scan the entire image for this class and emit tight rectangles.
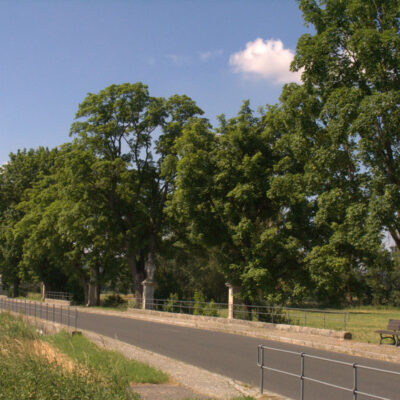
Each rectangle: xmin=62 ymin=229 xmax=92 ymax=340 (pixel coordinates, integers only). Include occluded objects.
xmin=280 ymin=0 xmax=399 ymax=303
xmin=0 ymin=148 xmax=57 ymax=296
xmin=70 ymin=83 xmax=203 ymax=300
xmin=170 ymin=102 xmax=311 ymax=302
xmin=16 ymin=143 xmax=124 ymax=305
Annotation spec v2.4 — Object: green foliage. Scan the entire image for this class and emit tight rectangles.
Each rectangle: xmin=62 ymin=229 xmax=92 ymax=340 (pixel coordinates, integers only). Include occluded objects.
xmin=163 ymin=293 xmax=179 ymax=313
xmin=101 ymin=294 xmax=128 ymax=309
xmin=193 ymin=290 xmax=205 ymax=315
xmin=192 ymin=290 xmax=218 ymax=316
xmin=203 ymin=299 xmax=219 ymax=317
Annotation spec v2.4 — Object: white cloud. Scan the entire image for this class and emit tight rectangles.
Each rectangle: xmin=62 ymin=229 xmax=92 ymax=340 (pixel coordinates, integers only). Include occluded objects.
xmin=167 ymin=54 xmax=191 ymax=66
xmin=199 ymin=49 xmax=223 ymax=62
xmin=229 ymin=38 xmax=302 ymax=84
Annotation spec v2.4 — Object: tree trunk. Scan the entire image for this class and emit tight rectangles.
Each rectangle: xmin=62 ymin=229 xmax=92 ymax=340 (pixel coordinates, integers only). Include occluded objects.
xmin=12 ymin=277 xmax=20 ymax=298
xmin=127 ymin=248 xmax=145 ymax=307
xmin=81 ymin=276 xmax=89 ymax=306
xmin=86 ymin=265 xmax=100 ymax=307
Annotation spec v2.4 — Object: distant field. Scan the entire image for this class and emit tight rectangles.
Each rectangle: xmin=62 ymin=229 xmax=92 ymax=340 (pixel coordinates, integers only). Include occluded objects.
xmin=285 ymin=307 xmax=400 ymax=343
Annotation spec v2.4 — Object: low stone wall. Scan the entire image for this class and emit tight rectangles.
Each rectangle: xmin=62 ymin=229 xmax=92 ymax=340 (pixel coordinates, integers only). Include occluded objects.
xmin=123 ymin=308 xmax=352 ymax=340
xmin=44 ymin=299 xmax=71 ymax=306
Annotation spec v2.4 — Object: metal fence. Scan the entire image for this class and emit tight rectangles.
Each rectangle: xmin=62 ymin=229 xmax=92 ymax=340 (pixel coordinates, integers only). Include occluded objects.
xmin=0 ymin=296 xmax=78 ymax=330
xmin=45 ymin=291 xmax=72 ymax=301
xmin=257 ymin=344 xmax=400 ymax=400
xmin=127 ymin=297 xmax=350 ymax=330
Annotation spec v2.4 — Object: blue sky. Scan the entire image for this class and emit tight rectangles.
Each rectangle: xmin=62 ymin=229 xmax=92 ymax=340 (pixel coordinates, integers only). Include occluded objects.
xmin=0 ymin=0 xmax=311 ymax=164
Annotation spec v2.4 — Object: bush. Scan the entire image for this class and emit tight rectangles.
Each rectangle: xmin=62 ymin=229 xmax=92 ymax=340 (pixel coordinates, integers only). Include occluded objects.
xmin=203 ymin=299 xmax=219 ymax=317
xmin=163 ymin=293 xmax=179 ymax=313
xmin=101 ymin=294 xmax=127 ymax=308
xmin=193 ymin=290 xmax=205 ymax=315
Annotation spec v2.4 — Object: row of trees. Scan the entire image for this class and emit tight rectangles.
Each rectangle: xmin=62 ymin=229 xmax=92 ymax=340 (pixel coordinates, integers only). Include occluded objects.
xmin=1 ymin=0 xmax=400 ymax=307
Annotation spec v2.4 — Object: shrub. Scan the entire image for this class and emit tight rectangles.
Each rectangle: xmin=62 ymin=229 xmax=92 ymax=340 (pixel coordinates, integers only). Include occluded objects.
xmin=163 ymin=293 xmax=179 ymax=313
xmin=101 ymin=294 xmax=127 ymax=308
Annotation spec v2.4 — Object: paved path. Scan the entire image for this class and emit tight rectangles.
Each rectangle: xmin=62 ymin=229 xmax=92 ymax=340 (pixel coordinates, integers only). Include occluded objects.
xmin=76 ymin=311 xmax=400 ymax=400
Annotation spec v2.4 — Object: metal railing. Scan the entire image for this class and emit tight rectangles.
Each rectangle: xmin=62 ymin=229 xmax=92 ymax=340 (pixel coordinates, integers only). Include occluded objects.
xmin=45 ymin=291 xmax=72 ymax=301
xmin=257 ymin=344 xmax=400 ymax=400
xmin=0 ymin=296 xmax=78 ymax=330
xmin=127 ymin=297 xmax=350 ymax=330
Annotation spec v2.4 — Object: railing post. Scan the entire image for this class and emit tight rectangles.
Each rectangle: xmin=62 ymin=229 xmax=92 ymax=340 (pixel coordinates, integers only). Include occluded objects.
xmin=260 ymin=346 xmax=264 ymax=394
xmin=353 ymin=363 xmax=358 ymax=399
xmin=300 ymin=353 xmax=305 ymax=400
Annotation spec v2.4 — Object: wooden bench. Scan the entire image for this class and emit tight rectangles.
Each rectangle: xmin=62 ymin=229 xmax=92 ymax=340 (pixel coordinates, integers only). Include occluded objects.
xmin=375 ymin=319 xmax=400 ymax=346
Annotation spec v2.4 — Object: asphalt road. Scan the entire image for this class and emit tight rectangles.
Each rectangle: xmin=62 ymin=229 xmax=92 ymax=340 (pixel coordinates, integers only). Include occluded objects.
xmin=3 ymin=299 xmax=400 ymax=400
xmin=76 ymin=311 xmax=400 ymax=400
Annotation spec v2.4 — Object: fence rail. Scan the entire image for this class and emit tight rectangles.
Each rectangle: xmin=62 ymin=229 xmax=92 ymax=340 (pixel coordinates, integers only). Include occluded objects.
xmin=257 ymin=344 xmax=400 ymax=400
xmin=0 ymin=296 xmax=78 ymax=330
xmin=127 ymin=297 xmax=350 ymax=330
xmin=45 ymin=291 xmax=72 ymax=301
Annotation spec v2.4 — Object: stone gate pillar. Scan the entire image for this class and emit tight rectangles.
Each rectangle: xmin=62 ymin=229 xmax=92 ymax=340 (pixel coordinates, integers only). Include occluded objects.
xmin=142 ymin=280 xmax=155 ymax=310
xmin=225 ymin=282 xmax=240 ymax=319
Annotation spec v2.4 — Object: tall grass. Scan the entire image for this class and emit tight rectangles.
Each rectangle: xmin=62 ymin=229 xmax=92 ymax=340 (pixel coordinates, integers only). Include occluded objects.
xmin=47 ymin=331 xmax=168 ymax=384
xmin=0 ymin=313 xmax=140 ymax=399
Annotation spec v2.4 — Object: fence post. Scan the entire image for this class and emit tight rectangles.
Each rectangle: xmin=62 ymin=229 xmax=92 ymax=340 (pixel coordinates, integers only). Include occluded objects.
xmin=260 ymin=346 xmax=264 ymax=394
xmin=304 ymin=311 xmax=307 ymax=326
xmin=53 ymin=304 xmax=55 ymax=323
xmin=353 ymin=363 xmax=358 ymax=400
xmin=46 ymin=303 xmax=48 ymax=321
xmin=60 ymin=306 xmax=63 ymax=325
xmin=68 ymin=306 xmax=70 ymax=327
xmin=344 ymin=313 xmax=347 ymax=331
xmin=300 ymin=353 xmax=305 ymax=400
xmin=75 ymin=308 xmax=78 ymax=331
xmin=324 ymin=312 xmax=326 ymax=329
xmin=34 ymin=301 xmax=36 ymax=319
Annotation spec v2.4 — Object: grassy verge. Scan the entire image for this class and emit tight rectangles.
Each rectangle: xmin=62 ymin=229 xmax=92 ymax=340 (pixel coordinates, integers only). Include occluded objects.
xmin=0 ymin=312 xmax=168 ymax=400
xmin=46 ymin=330 xmax=168 ymax=384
